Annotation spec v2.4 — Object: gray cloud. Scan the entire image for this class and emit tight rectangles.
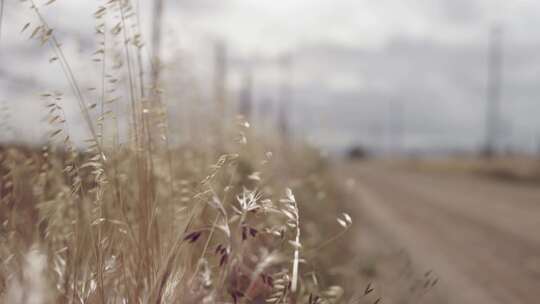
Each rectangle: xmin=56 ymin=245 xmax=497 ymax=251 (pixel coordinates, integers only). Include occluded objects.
xmin=2 ymin=0 xmax=540 ymax=154
xmin=283 ymin=35 xmax=540 ymax=153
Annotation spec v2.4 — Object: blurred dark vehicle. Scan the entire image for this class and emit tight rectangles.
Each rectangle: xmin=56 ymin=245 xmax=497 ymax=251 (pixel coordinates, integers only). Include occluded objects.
xmin=347 ymin=145 xmax=370 ymax=160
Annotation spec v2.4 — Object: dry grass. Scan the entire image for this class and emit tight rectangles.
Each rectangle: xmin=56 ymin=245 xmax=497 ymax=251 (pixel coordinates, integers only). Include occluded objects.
xmin=0 ymin=1 xmax=363 ymax=303
xmin=0 ymin=142 xmax=360 ymax=304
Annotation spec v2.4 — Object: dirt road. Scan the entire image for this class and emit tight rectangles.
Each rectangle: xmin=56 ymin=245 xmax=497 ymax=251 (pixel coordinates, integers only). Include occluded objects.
xmin=344 ymin=161 xmax=540 ymax=304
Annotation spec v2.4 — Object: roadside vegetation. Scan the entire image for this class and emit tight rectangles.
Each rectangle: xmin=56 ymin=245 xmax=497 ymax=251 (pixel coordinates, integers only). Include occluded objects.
xmin=0 ymin=1 xmax=370 ymax=303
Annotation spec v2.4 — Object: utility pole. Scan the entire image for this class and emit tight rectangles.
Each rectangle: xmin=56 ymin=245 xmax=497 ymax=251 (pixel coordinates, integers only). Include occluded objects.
xmin=147 ymin=0 xmax=164 ymax=151
xmin=484 ymin=25 xmax=503 ymax=157
xmin=0 ymin=0 xmax=5 ymax=44
xmin=152 ymin=0 xmax=164 ymax=88
xmin=278 ymin=54 xmax=293 ymax=141
xmin=214 ymin=41 xmax=228 ymax=149
xmin=239 ymin=63 xmax=254 ymax=122
xmin=391 ymin=99 xmax=404 ymax=156
xmin=385 ymin=99 xmax=401 ymax=156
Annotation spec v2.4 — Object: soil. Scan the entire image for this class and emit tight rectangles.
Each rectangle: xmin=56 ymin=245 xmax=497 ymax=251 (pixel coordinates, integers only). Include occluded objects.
xmin=339 ymin=161 xmax=540 ymax=304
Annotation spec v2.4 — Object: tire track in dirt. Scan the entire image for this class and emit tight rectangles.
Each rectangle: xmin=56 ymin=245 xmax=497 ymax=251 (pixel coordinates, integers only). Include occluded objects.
xmin=346 ymin=163 xmax=540 ymax=304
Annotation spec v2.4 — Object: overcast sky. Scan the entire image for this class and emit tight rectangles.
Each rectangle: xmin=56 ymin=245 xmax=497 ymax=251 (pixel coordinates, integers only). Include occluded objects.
xmin=2 ymin=0 xmax=540 ymax=153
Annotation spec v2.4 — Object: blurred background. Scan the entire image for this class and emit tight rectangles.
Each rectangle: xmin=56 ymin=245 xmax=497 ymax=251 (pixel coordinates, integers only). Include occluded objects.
xmin=2 ymin=0 xmax=540 ymax=156
xmin=2 ymin=1 xmax=540 ymax=304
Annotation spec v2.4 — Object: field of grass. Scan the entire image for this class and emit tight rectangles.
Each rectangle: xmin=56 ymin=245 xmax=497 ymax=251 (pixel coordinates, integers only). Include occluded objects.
xmin=404 ymin=156 xmax=540 ymax=184
xmin=0 ymin=1 xmax=367 ymax=303
xmin=0 ymin=142 xmax=362 ymax=303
